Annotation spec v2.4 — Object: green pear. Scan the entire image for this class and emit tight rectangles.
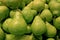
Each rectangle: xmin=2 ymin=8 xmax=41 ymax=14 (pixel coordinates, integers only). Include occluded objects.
xmin=47 ymin=38 xmax=55 ymax=40
xmin=53 ymin=17 xmax=60 ymax=30
xmin=40 ymin=9 xmax=52 ymax=22
xmin=49 ymin=0 xmax=60 ymax=11
xmin=0 ymin=6 xmax=9 ymax=22
xmin=1 ymin=0 xmax=20 ymax=9
xmin=3 ymin=10 xmax=27 ymax=35
xmin=49 ymin=0 xmax=60 ymax=16
xmin=31 ymin=15 xmax=46 ymax=36
xmin=31 ymin=0 xmax=45 ymax=12
xmin=46 ymin=22 xmax=57 ymax=37
xmin=22 ymin=9 xmax=37 ymax=23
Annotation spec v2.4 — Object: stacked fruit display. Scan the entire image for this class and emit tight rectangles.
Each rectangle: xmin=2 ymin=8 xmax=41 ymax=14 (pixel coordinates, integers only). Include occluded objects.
xmin=0 ymin=0 xmax=60 ymax=40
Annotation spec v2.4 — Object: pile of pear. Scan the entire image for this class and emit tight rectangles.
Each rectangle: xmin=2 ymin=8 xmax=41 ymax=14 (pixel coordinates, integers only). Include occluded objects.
xmin=0 ymin=0 xmax=60 ymax=40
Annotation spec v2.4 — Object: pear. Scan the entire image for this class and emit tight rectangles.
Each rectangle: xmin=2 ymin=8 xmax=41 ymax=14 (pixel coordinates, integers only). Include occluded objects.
xmin=49 ymin=0 xmax=60 ymax=16
xmin=0 ymin=6 xmax=9 ymax=22
xmin=22 ymin=9 xmax=37 ymax=23
xmin=31 ymin=0 xmax=45 ymax=12
xmin=40 ymin=9 xmax=52 ymax=22
xmin=45 ymin=4 xmax=49 ymax=9
xmin=31 ymin=15 xmax=46 ymax=36
xmin=46 ymin=22 xmax=57 ymax=37
xmin=3 ymin=10 xmax=27 ymax=35
xmin=53 ymin=17 xmax=60 ymax=30
xmin=49 ymin=0 xmax=60 ymax=11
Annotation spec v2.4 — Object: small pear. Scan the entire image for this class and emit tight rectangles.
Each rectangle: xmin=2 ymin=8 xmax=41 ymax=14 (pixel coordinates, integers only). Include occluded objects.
xmin=0 ymin=6 xmax=9 ymax=22
xmin=49 ymin=0 xmax=60 ymax=16
xmin=40 ymin=9 xmax=52 ymax=22
xmin=47 ymin=38 xmax=55 ymax=40
xmin=22 ymin=9 xmax=37 ymax=23
xmin=46 ymin=22 xmax=57 ymax=37
xmin=3 ymin=10 xmax=27 ymax=35
xmin=31 ymin=15 xmax=46 ymax=36
xmin=53 ymin=17 xmax=60 ymax=30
